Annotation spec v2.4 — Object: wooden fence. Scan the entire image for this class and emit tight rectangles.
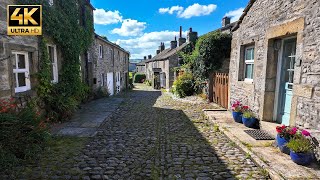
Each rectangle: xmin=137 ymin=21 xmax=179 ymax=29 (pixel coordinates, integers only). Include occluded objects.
xmin=213 ymin=73 xmax=229 ymax=109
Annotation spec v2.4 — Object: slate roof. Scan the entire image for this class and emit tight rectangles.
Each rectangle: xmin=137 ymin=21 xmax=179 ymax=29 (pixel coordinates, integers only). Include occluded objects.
xmin=145 ymin=42 xmax=189 ymax=63
xmin=95 ymin=33 xmax=130 ymax=55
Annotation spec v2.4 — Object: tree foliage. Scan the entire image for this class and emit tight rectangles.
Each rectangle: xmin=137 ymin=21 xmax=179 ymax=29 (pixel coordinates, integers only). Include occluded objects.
xmin=181 ymin=31 xmax=232 ymax=81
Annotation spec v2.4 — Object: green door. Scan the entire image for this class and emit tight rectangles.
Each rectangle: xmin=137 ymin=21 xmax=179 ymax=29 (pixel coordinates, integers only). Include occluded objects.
xmin=277 ymin=38 xmax=296 ymax=125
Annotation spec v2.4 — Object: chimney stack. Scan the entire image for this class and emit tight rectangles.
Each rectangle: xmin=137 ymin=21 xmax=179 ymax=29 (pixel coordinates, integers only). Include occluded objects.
xmin=170 ymin=36 xmax=177 ymax=49
xmin=187 ymin=27 xmax=198 ymax=45
xmin=159 ymin=42 xmax=165 ymax=52
xmin=222 ymin=16 xmax=231 ymax=27
xmin=178 ymin=26 xmax=186 ymax=46
xmin=144 ymin=56 xmax=147 ymax=60
xmin=156 ymin=50 xmax=160 ymax=54
xmin=148 ymin=55 xmax=152 ymax=59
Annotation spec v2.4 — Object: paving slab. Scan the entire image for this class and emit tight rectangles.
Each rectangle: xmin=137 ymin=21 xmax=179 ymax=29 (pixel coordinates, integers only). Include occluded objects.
xmin=204 ymin=110 xmax=320 ymax=179
xmin=52 ymin=97 xmax=124 ymax=137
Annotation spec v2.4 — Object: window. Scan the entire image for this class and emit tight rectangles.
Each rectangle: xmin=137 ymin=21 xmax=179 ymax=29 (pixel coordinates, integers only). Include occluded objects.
xmin=99 ymin=45 xmax=103 ymax=58
xmin=47 ymin=45 xmax=58 ymax=83
xmin=12 ymin=51 xmax=31 ymax=93
xmin=244 ymin=46 xmax=254 ymax=81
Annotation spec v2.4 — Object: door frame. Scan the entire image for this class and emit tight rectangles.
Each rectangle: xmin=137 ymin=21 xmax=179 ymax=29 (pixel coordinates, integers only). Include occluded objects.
xmin=273 ymin=36 xmax=297 ymax=123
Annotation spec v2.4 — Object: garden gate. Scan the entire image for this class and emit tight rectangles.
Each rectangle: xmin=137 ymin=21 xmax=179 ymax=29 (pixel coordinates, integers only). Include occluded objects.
xmin=213 ymin=73 xmax=229 ymax=109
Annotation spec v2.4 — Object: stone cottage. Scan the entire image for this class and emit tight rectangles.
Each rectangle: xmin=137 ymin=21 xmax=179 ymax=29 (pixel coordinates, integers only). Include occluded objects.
xmin=91 ymin=34 xmax=130 ymax=96
xmin=0 ymin=0 xmax=95 ymax=100
xmin=145 ymin=27 xmax=198 ymax=90
xmin=229 ymin=0 xmax=320 ymax=134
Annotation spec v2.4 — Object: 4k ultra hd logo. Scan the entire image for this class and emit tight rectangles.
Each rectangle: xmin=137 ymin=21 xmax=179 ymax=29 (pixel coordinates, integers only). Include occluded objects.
xmin=7 ymin=5 xmax=42 ymax=35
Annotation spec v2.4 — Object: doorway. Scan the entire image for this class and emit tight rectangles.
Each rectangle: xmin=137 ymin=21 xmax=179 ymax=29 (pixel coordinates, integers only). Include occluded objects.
xmin=274 ymin=37 xmax=297 ymax=125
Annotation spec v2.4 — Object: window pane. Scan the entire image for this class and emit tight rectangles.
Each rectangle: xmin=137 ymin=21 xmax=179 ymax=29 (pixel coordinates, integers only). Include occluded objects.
xmin=17 ymin=54 xmax=26 ymax=69
xmin=17 ymin=73 xmax=26 ymax=87
xmin=245 ymin=48 xmax=254 ymax=60
xmin=245 ymin=64 xmax=254 ymax=79
xmin=48 ymin=46 xmax=54 ymax=63
xmin=51 ymin=64 xmax=54 ymax=81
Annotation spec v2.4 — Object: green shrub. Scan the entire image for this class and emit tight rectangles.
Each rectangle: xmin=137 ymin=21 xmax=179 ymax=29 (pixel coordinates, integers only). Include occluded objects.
xmin=94 ymin=86 xmax=110 ymax=99
xmin=144 ymin=80 xmax=152 ymax=86
xmin=0 ymin=99 xmax=50 ymax=171
xmin=134 ymin=73 xmax=146 ymax=83
xmin=286 ymin=134 xmax=313 ymax=153
xmin=172 ymin=73 xmax=195 ymax=98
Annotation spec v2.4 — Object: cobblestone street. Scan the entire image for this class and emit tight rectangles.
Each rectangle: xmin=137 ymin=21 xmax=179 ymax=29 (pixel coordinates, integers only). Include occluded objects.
xmin=7 ymin=84 xmax=269 ymax=179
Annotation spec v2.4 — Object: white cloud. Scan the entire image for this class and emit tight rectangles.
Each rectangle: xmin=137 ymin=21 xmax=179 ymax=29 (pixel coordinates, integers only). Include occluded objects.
xmin=225 ymin=7 xmax=244 ymax=22
xmin=179 ymin=3 xmax=217 ymax=19
xmin=159 ymin=3 xmax=217 ymax=19
xmin=159 ymin=6 xmax=184 ymax=15
xmin=115 ymin=30 xmax=188 ymax=59
xmin=111 ymin=19 xmax=147 ymax=37
xmin=94 ymin=8 xmax=123 ymax=25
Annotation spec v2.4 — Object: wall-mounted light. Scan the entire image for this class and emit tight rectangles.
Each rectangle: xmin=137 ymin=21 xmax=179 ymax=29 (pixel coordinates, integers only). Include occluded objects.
xmin=274 ymin=39 xmax=281 ymax=51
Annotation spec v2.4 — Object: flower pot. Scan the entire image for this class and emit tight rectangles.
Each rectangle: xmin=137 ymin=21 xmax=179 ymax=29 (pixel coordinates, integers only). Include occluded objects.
xmin=276 ymin=134 xmax=290 ymax=154
xmin=232 ymin=111 xmax=242 ymax=123
xmin=290 ymin=151 xmax=313 ymax=165
xmin=242 ymin=117 xmax=256 ymax=128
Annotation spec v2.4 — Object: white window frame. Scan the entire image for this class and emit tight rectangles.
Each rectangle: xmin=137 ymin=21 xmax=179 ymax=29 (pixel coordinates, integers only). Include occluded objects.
xmin=12 ymin=51 xmax=31 ymax=93
xmin=47 ymin=44 xmax=58 ymax=83
xmin=244 ymin=46 xmax=255 ymax=82
xmin=99 ymin=45 xmax=103 ymax=58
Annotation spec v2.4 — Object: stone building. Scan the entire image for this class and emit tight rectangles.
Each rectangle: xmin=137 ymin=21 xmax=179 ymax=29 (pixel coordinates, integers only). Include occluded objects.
xmin=229 ymin=0 xmax=320 ymax=134
xmin=144 ymin=27 xmax=197 ymax=90
xmin=91 ymin=34 xmax=129 ymax=95
xmin=0 ymin=0 xmax=95 ymax=100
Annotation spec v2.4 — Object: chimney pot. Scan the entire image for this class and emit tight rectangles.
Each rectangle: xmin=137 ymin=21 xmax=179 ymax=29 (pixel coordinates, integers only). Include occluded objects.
xmin=148 ymin=55 xmax=152 ymax=59
xmin=179 ymin=26 xmax=182 ymax=38
xmin=222 ymin=16 xmax=231 ymax=27
xmin=189 ymin=28 xmax=192 ymax=32
xmin=144 ymin=56 xmax=146 ymax=60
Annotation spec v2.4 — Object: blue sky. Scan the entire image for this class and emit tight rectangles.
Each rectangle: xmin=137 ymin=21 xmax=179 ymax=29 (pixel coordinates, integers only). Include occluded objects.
xmin=91 ymin=0 xmax=249 ymax=59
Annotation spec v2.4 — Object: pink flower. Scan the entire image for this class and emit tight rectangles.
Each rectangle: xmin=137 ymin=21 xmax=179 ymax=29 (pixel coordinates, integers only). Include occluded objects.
xmin=301 ymin=130 xmax=311 ymax=136
xmin=289 ymin=127 xmax=297 ymax=135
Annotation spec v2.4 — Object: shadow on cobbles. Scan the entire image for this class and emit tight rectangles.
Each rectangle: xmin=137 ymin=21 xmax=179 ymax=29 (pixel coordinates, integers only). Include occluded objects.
xmin=2 ymin=88 xmax=266 ymax=179
xmin=78 ymin=89 xmax=263 ymax=179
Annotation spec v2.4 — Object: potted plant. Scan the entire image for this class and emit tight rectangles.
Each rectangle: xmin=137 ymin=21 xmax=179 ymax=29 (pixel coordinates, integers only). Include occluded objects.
xmin=231 ymin=100 xmax=242 ymax=123
xmin=276 ymin=125 xmax=296 ymax=154
xmin=286 ymin=131 xmax=314 ymax=165
xmin=241 ymin=106 xmax=257 ymax=128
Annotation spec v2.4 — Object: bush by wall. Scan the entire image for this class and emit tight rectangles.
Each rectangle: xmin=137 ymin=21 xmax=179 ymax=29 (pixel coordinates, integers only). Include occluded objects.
xmin=0 ymin=98 xmax=50 ymax=170
xmin=134 ymin=73 xmax=146 ymax=83
xmin=172 ymin=72 xmax=195 ymax=98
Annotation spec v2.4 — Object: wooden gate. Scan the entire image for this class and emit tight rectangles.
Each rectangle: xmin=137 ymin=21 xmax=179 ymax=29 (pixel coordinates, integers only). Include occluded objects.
xmin=213 ymin=73 xmax=229 ymax=108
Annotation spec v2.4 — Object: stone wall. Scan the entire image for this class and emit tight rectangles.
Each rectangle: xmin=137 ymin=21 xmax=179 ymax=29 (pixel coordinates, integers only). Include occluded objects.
xmin=92 ymin=37 xmax=129 ymax=94
xmin=0 ymin=0 xmax=38 ymax=99
xmin=229 ymin=0 xmax=320 ymax=131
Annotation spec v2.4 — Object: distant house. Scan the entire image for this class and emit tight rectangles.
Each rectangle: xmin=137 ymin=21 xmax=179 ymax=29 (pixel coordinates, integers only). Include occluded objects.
xmin=229 ymin=0 xmax=320 ymax=134
xmin=91 ymin=34 xmax=130 ymax=95
xmin=129 ymin=59 xmax=143 ymax=72
xmin=144 ymin=27 xmax=198 ymax=90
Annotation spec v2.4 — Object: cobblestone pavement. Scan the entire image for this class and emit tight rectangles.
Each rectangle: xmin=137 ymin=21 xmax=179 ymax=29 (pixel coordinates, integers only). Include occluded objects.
xmin=5 ymin=84 xmax=269 ymax=179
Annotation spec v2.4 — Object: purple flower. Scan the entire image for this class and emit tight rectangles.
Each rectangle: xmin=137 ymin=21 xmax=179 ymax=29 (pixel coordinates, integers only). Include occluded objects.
xmin=301 ymin=130 xmax=311 ymax=136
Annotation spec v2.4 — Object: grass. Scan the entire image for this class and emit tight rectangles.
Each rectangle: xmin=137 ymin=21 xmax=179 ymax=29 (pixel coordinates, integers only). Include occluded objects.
xmin=16 ymin=136 xmax=88 ymax=177
xmin=259 ymin=168 xmax=269 ymax=178
xmin=241 ymin=141 xmax=253 ymax=151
